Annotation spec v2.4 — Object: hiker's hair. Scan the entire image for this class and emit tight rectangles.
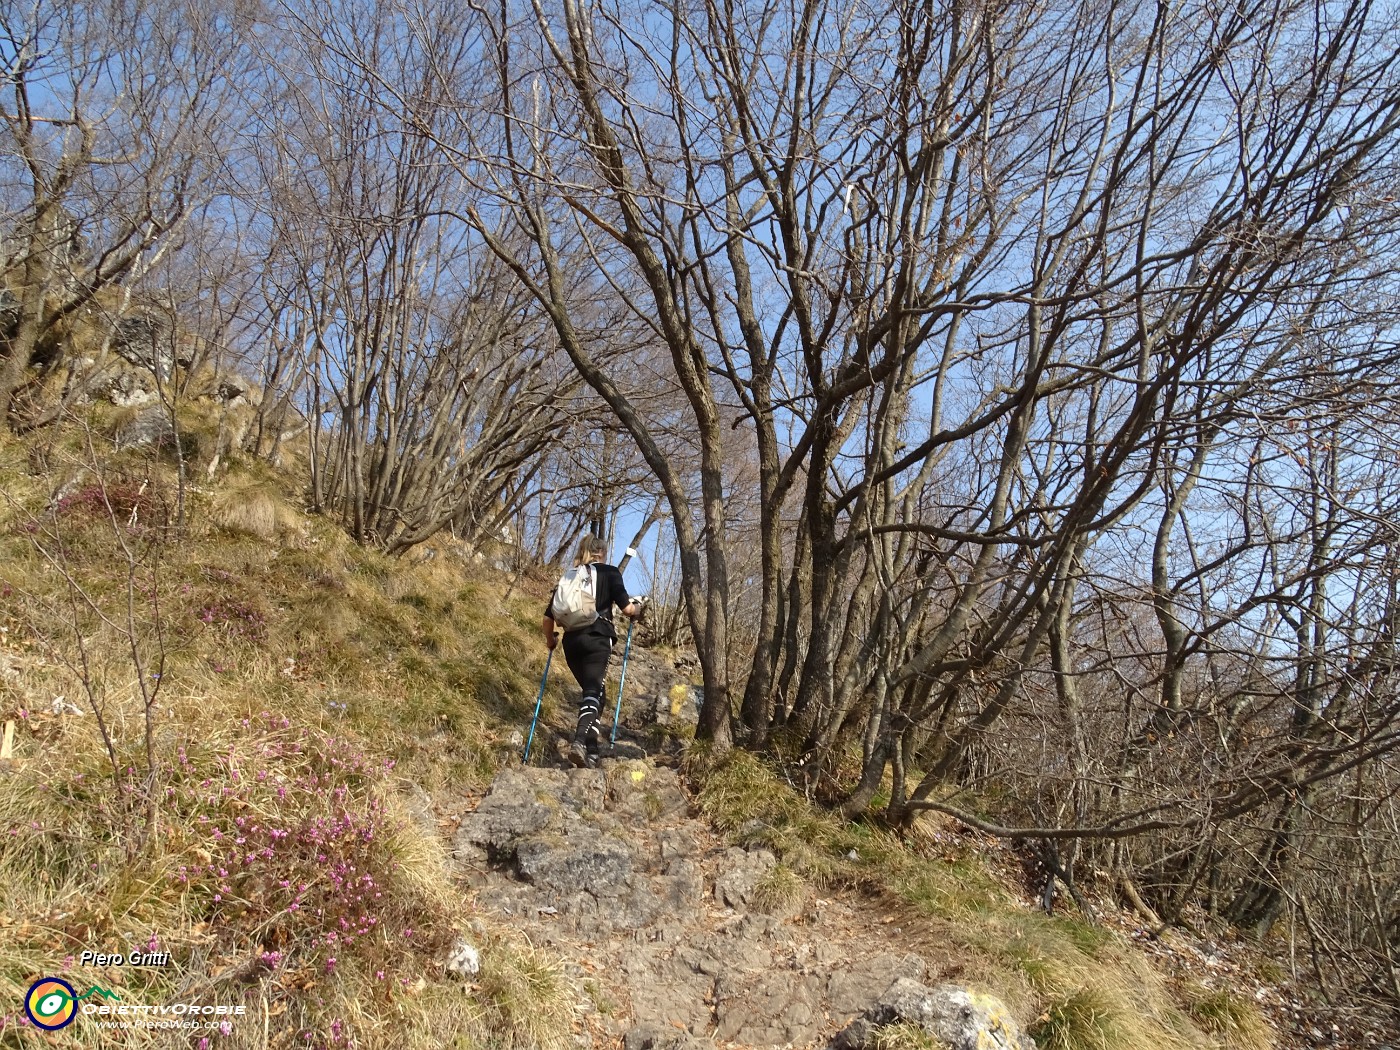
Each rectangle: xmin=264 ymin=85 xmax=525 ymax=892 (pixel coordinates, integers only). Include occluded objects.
xmin=574 ymin=534 xmax=605 ymax=566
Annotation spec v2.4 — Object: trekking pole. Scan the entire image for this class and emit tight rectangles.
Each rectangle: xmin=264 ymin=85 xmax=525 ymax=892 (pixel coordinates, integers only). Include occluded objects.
xmin=523 ymin=648 xmax=554 ymax=764
xmin=609 ymin=618 xmax=636 ymax=746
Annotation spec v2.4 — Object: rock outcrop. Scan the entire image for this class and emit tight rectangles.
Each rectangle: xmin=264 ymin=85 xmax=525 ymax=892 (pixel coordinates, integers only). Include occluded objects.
xmin=830 ymin=977 xmax=1037 ymax=1050
xmin=451 ymin=759 xmax=1040 ymax=1049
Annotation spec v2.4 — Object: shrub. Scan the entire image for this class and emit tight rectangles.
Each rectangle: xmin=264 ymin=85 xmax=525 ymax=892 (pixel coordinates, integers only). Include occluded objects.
xmin=167 ymin=715 xmax=454 ymax=973
xmin=192 ymin=597 xmax=267 ymax=642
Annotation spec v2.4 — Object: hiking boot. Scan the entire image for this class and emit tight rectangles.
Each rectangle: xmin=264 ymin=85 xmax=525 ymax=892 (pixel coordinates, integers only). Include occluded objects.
xmin=568 ymin=740 xmax=589 ymax=768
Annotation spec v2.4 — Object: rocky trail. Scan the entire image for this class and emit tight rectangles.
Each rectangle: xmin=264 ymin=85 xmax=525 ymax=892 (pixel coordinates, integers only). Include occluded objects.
xmin=448 ymin=757 xmax=1028 ymax=1050
xmin=427 ymin=647 xmax=1035 ymax=1050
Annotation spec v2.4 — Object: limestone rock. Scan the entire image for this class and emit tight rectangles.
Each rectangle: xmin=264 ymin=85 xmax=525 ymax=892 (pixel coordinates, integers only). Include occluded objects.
xmin=215 ymin=376 xmax=250 ymax=404
xmin=453 ymin=768 xmax=559 ymax=858
xmin=715 ymin=970 xmax=823 ymax=1046
xmin=456 ymin=762 xmax=1036 ymax=1050
xmin=561 ymin=767 xmax=608 ymax=815
xmin=686 ymin=917 xmax=780 ymax=974
xmin=444 ymin=938 xmax=480 ymax=978
xmin=658 ymin=827 xmax=699 ymax=863
xmin=556 ymin=876 xmax=665 ymax=935
xmin=114 ymin=406 xmax=174 ymax=450
xmin=827 ymin=952 xmax=928 ymax=1019
xmin=608 ymin=760 xmax=690 ymax=824
xmin=516 ymin=828 xmax=633 ymax=898
xmin=713 ymin=847 xmax=776 ymax=910
xmin=654 ymin=682 xmax=701 ymax=727
xmin=830 ymin=977 xmax=1035 ymax=1050
xmin=620 ymin=944 xmax=717 ymax=1035
xmin=111 ymin=311 xmax=184 ymax=379
xmin=106 ymin=368 xmax=159 ymax=407
xmin=655 ymin=859 xmax=704 ymax=910
xmin=623 ymin=1023 xmax=712 ymax=1050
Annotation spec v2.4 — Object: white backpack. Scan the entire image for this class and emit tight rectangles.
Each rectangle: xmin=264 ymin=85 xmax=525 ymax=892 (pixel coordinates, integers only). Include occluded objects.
xmin=551 ymin=565 xmax=598 ymax=631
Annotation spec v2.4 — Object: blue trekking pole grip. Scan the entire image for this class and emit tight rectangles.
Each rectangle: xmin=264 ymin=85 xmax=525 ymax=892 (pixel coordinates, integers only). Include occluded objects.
xmin=523 ymin=647 xmax=554 ymax=763
xmin=609 ymin=618 xmax=635 ymax=745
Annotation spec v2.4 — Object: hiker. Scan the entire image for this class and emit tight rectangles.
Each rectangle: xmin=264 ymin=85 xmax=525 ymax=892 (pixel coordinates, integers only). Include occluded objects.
xmin=542 ymin=534 xmax=646 ymax=767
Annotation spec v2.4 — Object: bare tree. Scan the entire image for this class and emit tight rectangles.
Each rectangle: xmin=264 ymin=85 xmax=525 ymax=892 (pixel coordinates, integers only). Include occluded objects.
xmin=0 ymin=0 xmax=252 ymax=426
xmin=242 ymin=0 xmax=582 ymax=552
xmin=402 ymin=0 xmax=1400 ymax=778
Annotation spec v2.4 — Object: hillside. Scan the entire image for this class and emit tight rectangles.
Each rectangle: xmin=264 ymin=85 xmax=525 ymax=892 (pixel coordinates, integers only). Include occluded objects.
xmin=6 ymin=5 xmax=1400 ymax=1046
xmin=0 ymin=419 xmax=1369 ymax=1050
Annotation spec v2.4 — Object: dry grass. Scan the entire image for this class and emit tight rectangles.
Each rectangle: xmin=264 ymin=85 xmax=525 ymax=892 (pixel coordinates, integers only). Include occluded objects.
xmin=992 ymin=912 xmax=1207 ymax=1050
xmin=468 ymin=929 xmax=574 ymax=1050
xmin=0 ymin=696 xmax=576 ymax=1047
xmin=0 ymin=423 xmax=573 ymax=1047
xmin=207 ymin=482 xmax=299 ymax=541
xmin=751 ymin=863 xmax=806 ymax=915
xmin=1184 ymin=984 xmax=1275 ymax=1050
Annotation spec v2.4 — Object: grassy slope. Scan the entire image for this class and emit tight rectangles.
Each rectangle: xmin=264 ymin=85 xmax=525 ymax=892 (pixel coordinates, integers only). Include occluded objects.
xmin=0 ymin=422 xmax=574 ymax=1048
xmin=0 ymin=415 xmax=1273 ymax=1050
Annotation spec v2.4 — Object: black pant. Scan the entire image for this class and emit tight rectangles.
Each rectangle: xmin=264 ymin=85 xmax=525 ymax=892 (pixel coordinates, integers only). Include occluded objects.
xmin=561 ymin=622 xmax=613 ymax=746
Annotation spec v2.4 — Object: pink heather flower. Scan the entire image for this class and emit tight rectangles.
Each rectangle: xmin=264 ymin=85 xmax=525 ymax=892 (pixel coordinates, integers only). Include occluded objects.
xmin=220 ymin=1021 xmax=232 ymax=1036
xmin=325 ymin=957 xmax=337 ymax=972
xmin=198 ymin=1040 xmax=209 ymax=1050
